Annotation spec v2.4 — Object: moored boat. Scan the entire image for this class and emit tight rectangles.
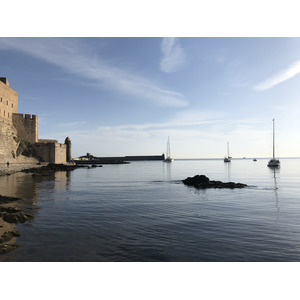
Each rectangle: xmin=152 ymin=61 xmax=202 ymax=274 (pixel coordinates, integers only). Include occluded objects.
xmin=267 ymin=119 xmax=280 ymax=168
xmin=164 ymin=136 xmax=174 ymax=162
xmin=224 ymin=142 xmax=231 ymax=162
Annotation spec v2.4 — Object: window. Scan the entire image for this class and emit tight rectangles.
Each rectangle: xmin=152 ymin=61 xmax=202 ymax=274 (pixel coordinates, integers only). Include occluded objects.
xmin=8 ymin=112 xmax=9 ymax=117
xmin=11 ymin=103 xmax=13 ymax=108
xmin=3 ymin=111 xmax=5 ymax=116
xmin=0 ymin=97 xmax=2 ymax=102
xmin=6 ymin=100 xmax=8 ymax=105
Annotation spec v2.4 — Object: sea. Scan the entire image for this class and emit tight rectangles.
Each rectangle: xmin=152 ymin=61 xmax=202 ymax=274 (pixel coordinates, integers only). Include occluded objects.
xmin=1 ymin=158 xmax=300 ymax=262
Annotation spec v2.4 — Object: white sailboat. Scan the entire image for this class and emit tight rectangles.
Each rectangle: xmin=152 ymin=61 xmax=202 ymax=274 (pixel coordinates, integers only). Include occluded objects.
xmin=224 ymin=141 xmax=231 ymax=162
xmin=164 ymin=136 xmax=174 ymax=162
xmin=267 ymin=119 xmax=280 ymax=168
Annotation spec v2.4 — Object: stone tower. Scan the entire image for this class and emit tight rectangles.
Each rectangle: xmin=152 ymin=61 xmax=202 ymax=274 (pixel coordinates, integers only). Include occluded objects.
xmin=65 ymin=136 xmax=72 ymax=162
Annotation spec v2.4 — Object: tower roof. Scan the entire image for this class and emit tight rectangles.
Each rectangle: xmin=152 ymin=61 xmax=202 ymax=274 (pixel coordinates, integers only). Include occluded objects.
xmin=0 ymin=77 xmax=9 ymax=86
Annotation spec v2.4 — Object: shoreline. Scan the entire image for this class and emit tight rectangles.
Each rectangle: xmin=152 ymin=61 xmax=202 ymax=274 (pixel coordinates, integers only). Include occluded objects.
xmin=0 ymin=162 xmax=47 ymax=176
xmin=0 ymin=162 xmax=77 ymax=255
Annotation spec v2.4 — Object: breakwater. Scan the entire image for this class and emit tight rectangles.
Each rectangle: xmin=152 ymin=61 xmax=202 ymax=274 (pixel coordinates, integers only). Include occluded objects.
xmin=74 ymin=154 xmax=165 ymax=164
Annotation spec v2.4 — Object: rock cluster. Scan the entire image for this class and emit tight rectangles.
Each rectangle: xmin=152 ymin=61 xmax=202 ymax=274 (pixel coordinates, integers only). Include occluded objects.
xmin=0 ymin=195 xmax=34 ymax=255
xmin=182 ymin=174 xmax=247 ymax=189
xmin=0 ymin=195 xmax=21 ymax=204
xmin=0 ymin=207 xmax=33 ymax=223
xmin=22 ymin=163 xmax=77 ymax=174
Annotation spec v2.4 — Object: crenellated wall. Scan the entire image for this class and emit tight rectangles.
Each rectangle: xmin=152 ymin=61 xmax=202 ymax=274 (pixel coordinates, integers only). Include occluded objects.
xmin=12 ymin=113 xmax=38 ymax=144
xmin=34 ymin=141 xmax=67 ymax=163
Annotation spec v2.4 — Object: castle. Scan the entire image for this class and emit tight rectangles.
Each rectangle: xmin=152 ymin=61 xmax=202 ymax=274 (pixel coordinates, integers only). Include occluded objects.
xmin=0 ymin=77 xmax=71 ymax=164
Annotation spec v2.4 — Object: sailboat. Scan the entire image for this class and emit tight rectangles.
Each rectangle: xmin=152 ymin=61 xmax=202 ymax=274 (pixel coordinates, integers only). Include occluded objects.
xmin=267 ymin=119 xmax=280 ymax=168
xmin=164 ymin=136 xmax=174 ymax=162
xmin=224 ymin=141 xmax=231 ymax=162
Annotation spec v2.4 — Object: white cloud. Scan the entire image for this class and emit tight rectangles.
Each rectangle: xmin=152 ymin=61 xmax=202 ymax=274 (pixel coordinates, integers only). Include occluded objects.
xmin=254 ymin=60 xmax=300 ymax=91
xmin=160 ymin=37 xmax=187 ymax=73
xmin=0 ymin=38 xmax=188 ymax=108
xmin=58 ymin=121 xmax=87 ymax=127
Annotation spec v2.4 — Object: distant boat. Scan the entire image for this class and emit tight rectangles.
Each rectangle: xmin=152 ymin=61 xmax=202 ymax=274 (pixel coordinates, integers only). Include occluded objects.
xmin=164 ymin=136 xmax=174 ymax=163
xmin=267 ymin=119 xmax=280 ymax=168
xmin=224 ymin=142 xmax=231 ymax=162
xmin=253 ymin=158 xmax=257 ymax=162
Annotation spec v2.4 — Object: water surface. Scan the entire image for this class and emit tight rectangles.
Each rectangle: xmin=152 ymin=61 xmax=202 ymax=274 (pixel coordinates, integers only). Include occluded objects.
xmin=1 ymin=158 xmax=300 ymax=261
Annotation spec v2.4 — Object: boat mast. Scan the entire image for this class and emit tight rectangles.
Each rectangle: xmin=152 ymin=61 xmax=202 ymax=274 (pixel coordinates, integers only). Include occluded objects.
xmin=167 ymin=136 xmax=171 ymax=158
xmin=227 ymin=141 xmax=230 ymax=158
xmin=272 ymin=119 xmax=275 ymax=159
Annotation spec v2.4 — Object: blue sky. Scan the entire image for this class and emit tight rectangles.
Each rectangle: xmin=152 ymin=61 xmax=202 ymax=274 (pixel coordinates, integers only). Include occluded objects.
xmin=1 ymin=37 xmax=300 ymax=158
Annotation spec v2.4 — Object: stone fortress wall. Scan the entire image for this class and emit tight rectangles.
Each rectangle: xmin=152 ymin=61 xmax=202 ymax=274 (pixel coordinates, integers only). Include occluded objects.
xmin=0 ymin=78 xmax=18 ymax=120
xmin=0 ymin=77 xmax=71 ymax=163
xmin=35 ymin=141 xmax=67 ymax=164
xmin=0 ymin=117 xmax=19 ymax=161
xmin=12 ymin=113 xmax=38 ymax=144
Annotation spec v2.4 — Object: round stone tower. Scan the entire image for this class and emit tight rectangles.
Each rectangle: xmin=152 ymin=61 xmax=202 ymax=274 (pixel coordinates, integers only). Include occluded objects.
xmin=64 ymin=136 xmax=72 ymax=162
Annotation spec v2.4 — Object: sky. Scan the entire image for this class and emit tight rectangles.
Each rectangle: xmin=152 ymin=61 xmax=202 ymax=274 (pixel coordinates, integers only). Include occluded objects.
xmin=1 ymin=37 xmax=300 ymax=158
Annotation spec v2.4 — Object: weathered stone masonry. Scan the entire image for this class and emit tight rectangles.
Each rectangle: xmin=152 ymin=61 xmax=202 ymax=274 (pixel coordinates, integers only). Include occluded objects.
xmin=12 ymin=114 xmax=38 ymax=144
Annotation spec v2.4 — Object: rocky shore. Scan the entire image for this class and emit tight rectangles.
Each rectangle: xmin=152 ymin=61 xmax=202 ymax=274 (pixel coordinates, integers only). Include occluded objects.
xmin=0 ymin=162 xmax=80 ymax=255
xmin=182 ymin=174 xmax=247 ymax=189
xmin=21 ymin=163 xmax=78 ymax=174
xmin=0 ymin=194 xmax=34 ymax=254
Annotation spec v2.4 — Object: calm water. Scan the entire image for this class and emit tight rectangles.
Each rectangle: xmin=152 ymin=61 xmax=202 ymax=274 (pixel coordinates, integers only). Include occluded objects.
xmin=1 ymin=158 xmax=300 ymax=262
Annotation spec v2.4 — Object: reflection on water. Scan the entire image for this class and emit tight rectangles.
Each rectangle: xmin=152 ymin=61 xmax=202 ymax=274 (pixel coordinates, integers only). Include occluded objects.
xmin=271 ymin=168 xmax=279 ymax=211
xmin=0 ymin=171 xmax=71 ymax=205
xmin=224 ymin=161 xmax=231 ymax=182
xmin=162 ymin=161 xmax=172 ymax=181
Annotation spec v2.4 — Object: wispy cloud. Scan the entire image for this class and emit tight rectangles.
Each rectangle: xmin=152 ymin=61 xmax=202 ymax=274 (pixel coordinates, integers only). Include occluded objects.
xmin=58 ymin=121 xmax=87 ymax=127
xmin=160 ymin=37 xmax=187 ymax=73
xmin=254 ymin=60 xmax=300 ymax=91
xmin=50 ymin=112 xmax=271 ymax=158
xmin=0 ymin=38 xmax=188 ymax=107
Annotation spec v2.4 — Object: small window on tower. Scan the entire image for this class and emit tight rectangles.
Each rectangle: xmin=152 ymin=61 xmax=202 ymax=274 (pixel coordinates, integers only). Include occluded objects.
xmin=6 ymin=100 xmax=8 ymax=105
xmin=8 ymin=112 xmax=9 ymax=117
xmin=11 ymin=103 xmax=13 ymax=108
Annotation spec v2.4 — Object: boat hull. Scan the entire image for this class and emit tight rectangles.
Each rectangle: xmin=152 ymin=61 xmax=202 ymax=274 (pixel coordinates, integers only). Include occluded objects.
xmin=267 ymin=159 xmax=280 ymax=168
xmin=164 ymin=158 xmax=174 ymax=163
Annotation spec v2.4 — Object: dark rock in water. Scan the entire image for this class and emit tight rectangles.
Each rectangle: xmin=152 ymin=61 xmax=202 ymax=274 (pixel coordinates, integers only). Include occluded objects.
xmin=0 ymin=244 xmax=19 ymax=255
xmin=0 ymin=230 xmax=21 ymax=243
xmin=182 ymin=175 xmax=210 ymax=186
xmin=1 ymin=211 xmax=34 ymax=224
xmin=0 ymin=207 xmax=21 ymax=213
xmin=182 ymin=174 xmax=247 ymax=189
xmin=0 ymin=195 xmax=21 ymax=204
xmin=22 ymin=163 xmax=77 ymax=174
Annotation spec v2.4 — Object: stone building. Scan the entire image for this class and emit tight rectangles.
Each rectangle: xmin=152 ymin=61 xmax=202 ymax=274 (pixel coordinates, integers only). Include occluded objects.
xmin=0 ymin=77 xmax=71 ymax=163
